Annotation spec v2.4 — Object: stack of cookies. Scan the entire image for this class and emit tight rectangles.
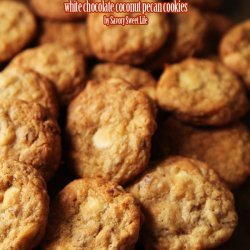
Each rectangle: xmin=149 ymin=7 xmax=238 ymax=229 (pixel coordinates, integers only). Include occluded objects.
xmin=0 ymin=0 xmax=249 ymax=249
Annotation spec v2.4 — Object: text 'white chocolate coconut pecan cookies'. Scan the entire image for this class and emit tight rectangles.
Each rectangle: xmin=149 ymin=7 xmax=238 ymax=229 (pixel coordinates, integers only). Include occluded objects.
xmin=156 ymin=58 xmax=249 ymax=126
xmin=43 ymin=178 xmax=141 ymax=249
xmin=8 ymin=43 xmax=87 ymax=105
xmin=0 ymin=67 xmax=59 ymax=118
xmin=66 ymin=78 xmax=156 ymax=185
xmin=0 ymin=160 xmax=49 ymax=249
xmin=127 ymin=157 xmax=238 ymax=250
xmin=0 ymin=100 xmax=61 ymax=181
xmin=87 ymin=0 xmax=169 ymax=65
xmin=0 ymin=0 xmax=36 ymax=63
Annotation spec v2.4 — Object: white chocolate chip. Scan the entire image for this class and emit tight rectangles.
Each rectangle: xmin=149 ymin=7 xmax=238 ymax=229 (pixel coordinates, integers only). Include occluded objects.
xmin=180 ymin=71 xmax=202 ymax=91
xmin=3 ymin=187 xmax=19 ymax=207
xmin=93 ymin=127 xmax=113 ymax=149
xmin=0 ymin=120 xmax=16 ymax=146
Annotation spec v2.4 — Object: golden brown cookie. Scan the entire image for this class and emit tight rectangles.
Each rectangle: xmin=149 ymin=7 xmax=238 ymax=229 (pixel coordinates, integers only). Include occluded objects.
xmin=145 ymin=8 xmax=208 ymax=69
xmin=0 ymin=100 xmax=61 ymax=181
xmin=1 ymin=67 xmax=59 ymax=118
xmin=43 ymin=178 xmax=141 ymax=249
xmin=30 ymin=0 xmax=85 ymax=21
xmin=87 ymin=0 xmax=169 ymax=64
xmin=155 ymin=118 xmax=250 ymax=188
xmin=38 ymin=20 xmax=93 ymax=57
xmin=66 ymin=79 xmax=156 ymax=185
xmin=127 ymin=157 xmax=238 ymax=250
xmin=8 ymin=44 xmax=86 ymax=105
xmin=0 ymin=0 xmax=36 ymax=63
xmin=90 ymin=63 xmax=156 ymax=100
xmin=176 ymin=91 xmax=249 ymax=126
xmin=156 ymin=58 xmax=249 ymax=126
xmin=220 ymin=20 xmax=250 ymax=90
xmin=0 ymin=160 xmax=49 ymax=249
xmin=167 ymin=7 xmax=208 ymax=63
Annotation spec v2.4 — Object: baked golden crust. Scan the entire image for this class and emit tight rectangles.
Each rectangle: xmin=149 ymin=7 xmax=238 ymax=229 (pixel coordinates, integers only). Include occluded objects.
xmin=43 ymin=178 xmax=141 ymax=250
xmin=156 ymin=58 xmax=248 ymax=126
xmin=87 ymin=0 xmax=169 ymax=64
xmin=1 ymin=67 xmax=59 ymax=118
xmin=145 ymin=8 xmax=208 ymax=69
xmin=220 ymin=20 xmax=250 ymax=89
xmin=8 ymin=44 xmax=87 ymax=105
xmin=66 ymin=78 xmax=156 ymax=185
xmin=176 ymin=91 xmax=249 ymax=126
xmin=30 ymin=0 xmax=85 ymax=21
xmin=0 ymin=0 xmax=36 ymax=63
xmin=90 ymin=63 xmax=156 ymax=100
xmin=167 ymin=7 xmax=208 ymax=63
xmin=0 ymin=160 xmax=49 ymax=249
xmin=127 ymin=157 xmax=238 ymax=250
xmin=39 ymin=20 xmax=93 ymax=57
xmin=0 ymin=100 xmax=61 ymax=181
xmin=155 ymin=118 xmax=250 ymax=188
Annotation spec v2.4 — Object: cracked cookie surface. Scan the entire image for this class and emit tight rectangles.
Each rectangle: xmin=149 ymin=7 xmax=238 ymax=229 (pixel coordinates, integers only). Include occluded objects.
xmin=155 ymin=118 xmax=250 ymax=188
xmin=9 ymin=44 xmax=86 ymax=105
xmin=87 ymin=0 xmax=169 ymax=64
xmin=0 ymin=100 xmax=61 ymax=181
xmin=0 ymin=0 xmax=36 ymax=63
xmin=128 ymin=157 xmax=238 ymax=250
xmin=156 ymin=58 xmax=248 ymax=126
xmin=167 ymin=7 xmax=208 ymax=63
xmin=43 ymin=178 xmax=141 ymax=250
xmin=66 ymin=78 xmax=156 ymax=185
xmin=1 ymin=67 xmax=59 ymax=118
xmin=0 ymin=160 xmax=49 ymax=249
xmin=90 ymin=63 xmax=156 ymax=100
xmin=220 ymin=20 xmax=250 ymax=90
xmin=30 ymin=0 xmax=85 ymax=20
xmin=39 ymin=20 xmax=92 ymax=57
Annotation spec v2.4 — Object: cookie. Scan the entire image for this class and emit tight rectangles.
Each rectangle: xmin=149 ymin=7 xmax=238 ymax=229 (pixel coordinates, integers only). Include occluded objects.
xmin=66 ymin=78 xmax=156 ymax=185
xmin=0 ymin=100 xmax=61 ymax=181
xmin=87 ymin=0 xmax=169 ymax=64
xmin=8 ymin=44 xmax=86 ymax=105
xmin=156 ymin=58 xmax=249 ymax=126
xmin=155 ymin=118 xmax=250 ymax=188
xmin=38 ymin=20 xmax=93 ymax=57
xmin=167 ymin=8 xmax=208 ymax=63
xmin=1 ymin=67 xmax=59 ymax=118
xmin=90 ymin=63 xmax=156 ymax=100
xmin=127 ymin=157 xmax=238 ymax=250
xmin=220 ymin=20 xmax=250 ymax=90
xmin=0 ymin=160 xmax=49 ymax=249
xmin=30 ymin=0 xmax=85 ymax=21
xmin=0 ymin=0 xmax=36 ymax=63
xmin=43 ymin=178 xmax=141 ymax=249
xmin=145 ymin=7 xmax=208 ymax=68
xmin=176 ymin=91 xmax=249 ymax=126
